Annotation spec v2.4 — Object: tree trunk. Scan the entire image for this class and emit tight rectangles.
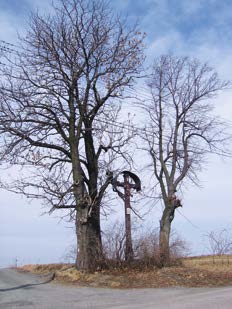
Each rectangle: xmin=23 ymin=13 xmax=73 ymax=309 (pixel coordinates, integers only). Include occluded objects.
xmin=159 ymin=202 xmax=174 ymax=267
xmin=75 ymin=205 xmax=103 ymax=272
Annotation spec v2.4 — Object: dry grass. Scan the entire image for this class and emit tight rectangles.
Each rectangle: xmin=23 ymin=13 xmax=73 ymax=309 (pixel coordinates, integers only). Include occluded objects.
xmin=19 ymin=263 xmax=71 ymax=274
xmin=184 ymin=254 xmax=232 ymax=267
xmin=183 ymin=255 xmax=232 ymax=272
xmin=19 ymin=255 xmax=232 ymax=289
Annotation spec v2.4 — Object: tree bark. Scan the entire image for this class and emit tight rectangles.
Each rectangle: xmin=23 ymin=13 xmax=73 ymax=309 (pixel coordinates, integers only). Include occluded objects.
xmin=159 ymin=201 xmax=175 ymax=266
xmin=75 ymin=204 xmax=103 ymax=271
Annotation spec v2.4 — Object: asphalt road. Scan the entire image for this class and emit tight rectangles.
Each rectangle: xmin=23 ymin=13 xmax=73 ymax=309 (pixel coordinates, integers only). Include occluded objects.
xmin=0 ymin=268 xmax=232 ymax=308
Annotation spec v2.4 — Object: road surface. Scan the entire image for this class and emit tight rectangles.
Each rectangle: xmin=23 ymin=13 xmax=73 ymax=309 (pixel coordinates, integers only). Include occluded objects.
xmin=0 ymin=268 xmax=232 ymax=308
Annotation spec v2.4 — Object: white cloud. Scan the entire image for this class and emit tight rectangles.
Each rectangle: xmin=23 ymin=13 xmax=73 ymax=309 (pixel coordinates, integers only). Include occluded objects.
xmin=147 ymin=31 xmax=184 ymax=58
xmin=0 ymin=13 xmax=23 ymax=42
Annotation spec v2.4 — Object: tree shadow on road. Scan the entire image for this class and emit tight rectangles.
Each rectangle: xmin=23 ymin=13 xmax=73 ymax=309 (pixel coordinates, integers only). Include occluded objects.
xmin=0 ymin=273 xmax=55 ymax=292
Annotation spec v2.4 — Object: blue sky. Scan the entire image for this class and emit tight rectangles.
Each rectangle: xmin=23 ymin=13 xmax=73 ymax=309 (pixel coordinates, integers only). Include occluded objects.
xmin=115 ymin=0 xmax=232 ymax=47
xmin=0 ymin=0 xmax=232 ymax=266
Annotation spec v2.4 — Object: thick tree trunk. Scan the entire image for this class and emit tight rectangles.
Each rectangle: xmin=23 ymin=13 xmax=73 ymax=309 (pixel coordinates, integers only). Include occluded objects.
xmin=75 ymin=205 xmax=103 ymax=272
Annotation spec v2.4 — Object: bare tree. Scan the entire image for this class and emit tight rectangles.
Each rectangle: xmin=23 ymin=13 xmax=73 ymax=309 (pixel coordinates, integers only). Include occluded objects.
xmin=0 ymin=0 xmax=144 ymax=271
xmin=141 ymin=55 xmax=230 ymax=266
xmin=205 ymin=229 xmax=232 ymax=256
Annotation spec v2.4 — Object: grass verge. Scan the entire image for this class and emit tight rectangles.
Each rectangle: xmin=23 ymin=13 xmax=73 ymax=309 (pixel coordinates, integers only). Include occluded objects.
xmin=19 ymin=255 xmax=232 ymax=289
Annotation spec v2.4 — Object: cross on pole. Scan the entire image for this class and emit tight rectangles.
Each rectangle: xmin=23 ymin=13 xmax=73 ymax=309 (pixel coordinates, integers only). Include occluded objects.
xmin=110 ymin=170 xmax=141 ymax=261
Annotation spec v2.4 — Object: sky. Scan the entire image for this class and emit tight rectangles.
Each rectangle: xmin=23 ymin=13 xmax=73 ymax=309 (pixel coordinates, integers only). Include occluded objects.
xmin=0 ymin=0 xmax=232 ymax=267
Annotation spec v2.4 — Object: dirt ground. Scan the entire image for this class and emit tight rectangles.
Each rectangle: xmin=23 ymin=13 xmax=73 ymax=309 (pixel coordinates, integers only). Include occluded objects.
xmin=19 ymin=255 xmax=232 ymax=289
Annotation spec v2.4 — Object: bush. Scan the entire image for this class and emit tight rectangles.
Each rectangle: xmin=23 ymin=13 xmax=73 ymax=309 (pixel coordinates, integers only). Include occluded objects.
xmin=102 ymin=221 xmax=190 ymax=268
xmin=62 ymin=222 xmax=190 ymax=269
xmin=102 ymin=221 xmax=126 ymax=266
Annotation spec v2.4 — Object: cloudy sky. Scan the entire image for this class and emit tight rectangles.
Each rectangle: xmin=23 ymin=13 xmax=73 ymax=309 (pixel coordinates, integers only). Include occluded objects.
xmin=0 ymin=0 xmax=232 ymax=267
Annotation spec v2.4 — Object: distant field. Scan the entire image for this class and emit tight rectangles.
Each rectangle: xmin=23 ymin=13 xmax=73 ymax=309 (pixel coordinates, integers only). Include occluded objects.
xmin=183 ymin=255 xmax=232 ymax=271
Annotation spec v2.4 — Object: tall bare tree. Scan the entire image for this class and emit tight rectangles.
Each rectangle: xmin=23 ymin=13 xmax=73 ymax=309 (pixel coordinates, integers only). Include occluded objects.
xmin=0 ymin=0 xmax=144 ymax=271
xmin=141 ymin=55 xmax=230 ymax=266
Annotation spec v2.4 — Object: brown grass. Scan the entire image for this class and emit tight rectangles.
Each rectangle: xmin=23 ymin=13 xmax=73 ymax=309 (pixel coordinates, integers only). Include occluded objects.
xmin=184 ymin=255 xmax=232 ymax=269
xmin=19 ymin=255 xmax=232 ymax=289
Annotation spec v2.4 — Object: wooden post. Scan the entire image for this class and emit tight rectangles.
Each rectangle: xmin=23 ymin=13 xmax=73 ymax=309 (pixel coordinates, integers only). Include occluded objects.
xmin=110 ymin=170 xmax=141 ymax=262
xmin=124 ymin=173 xmax=134 ymax=261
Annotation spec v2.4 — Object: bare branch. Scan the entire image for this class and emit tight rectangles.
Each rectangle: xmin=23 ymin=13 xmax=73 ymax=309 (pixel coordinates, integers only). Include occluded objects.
xmin=140 ymin=54 xmax=231 ymax=266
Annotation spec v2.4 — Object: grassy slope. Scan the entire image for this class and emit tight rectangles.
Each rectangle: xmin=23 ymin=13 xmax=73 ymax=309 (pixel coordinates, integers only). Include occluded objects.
xmin=19 ymin=255 xmax=232 ymax=288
